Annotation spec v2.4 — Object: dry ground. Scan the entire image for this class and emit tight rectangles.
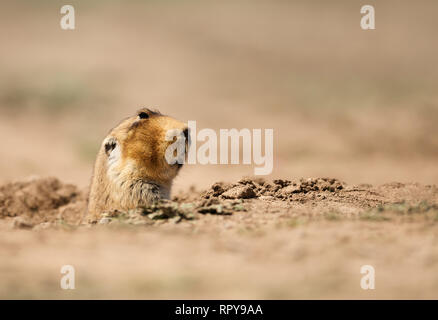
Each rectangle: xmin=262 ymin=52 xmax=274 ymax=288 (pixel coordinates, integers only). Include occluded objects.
xmin=0 ymin=176 xmax=437 ymax=299
xmin=1 ymin=1 xmax=438 ymax=299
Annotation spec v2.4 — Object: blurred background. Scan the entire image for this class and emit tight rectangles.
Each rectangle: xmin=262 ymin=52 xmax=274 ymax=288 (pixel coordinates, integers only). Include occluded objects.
xmin=1 ymin=0 xmax=437 ymax=191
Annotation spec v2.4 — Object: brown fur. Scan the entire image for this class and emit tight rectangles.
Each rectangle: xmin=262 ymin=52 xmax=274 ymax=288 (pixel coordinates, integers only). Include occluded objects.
xmin=87 ymin=108 xmax=187 ymax=222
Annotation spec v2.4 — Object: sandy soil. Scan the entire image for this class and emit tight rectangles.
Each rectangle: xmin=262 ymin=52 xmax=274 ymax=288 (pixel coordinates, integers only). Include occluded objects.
xmin=0 ymin=176 xmax=437 ymax=299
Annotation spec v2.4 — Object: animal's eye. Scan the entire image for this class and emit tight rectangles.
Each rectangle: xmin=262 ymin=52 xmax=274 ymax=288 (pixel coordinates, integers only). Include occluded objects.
xmin=138 ymin=112 xmax=149 ymax=119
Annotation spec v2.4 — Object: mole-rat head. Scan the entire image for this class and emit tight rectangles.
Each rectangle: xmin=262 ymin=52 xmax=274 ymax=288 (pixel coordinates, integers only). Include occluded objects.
xmin=103 ymin=108 xmax=188 ymax=187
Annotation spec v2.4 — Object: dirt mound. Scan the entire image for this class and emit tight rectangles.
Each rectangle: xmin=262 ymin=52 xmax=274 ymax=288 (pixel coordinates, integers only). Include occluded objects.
xmin=95 ymin=197 xmax=247 ymax=225
xmin=1 ymin=176 xmax=437 ymax=230
xmin=0 ymin=176 xmax=87 ymax=227
xmin=201 ymin=177 xmax=344 ymax=200
xmin=0 ymin=176 xmax=438 ymax=299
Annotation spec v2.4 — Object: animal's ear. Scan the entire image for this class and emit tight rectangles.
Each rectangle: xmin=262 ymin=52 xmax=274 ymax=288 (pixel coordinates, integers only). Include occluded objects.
xmin=103 ymin=137 xmax=121 ymax=170
xmin=138 ymin=111 xmax=149 ymax=119
xmin=104 ymin=137 xmax=118 ymax=156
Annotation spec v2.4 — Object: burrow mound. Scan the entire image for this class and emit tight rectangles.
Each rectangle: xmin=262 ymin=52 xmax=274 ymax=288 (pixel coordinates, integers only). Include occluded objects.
xmin=0 ymin=176 xmax=346 ymax=228
xmin=104 ymin=178 xmax=347 ymax=225
xmin=5 ymin=176 xmax=432 ymax=228
xmin=201 ymin=177 xmax=344 ymax=200
xmin=0 ymin=176 xmax=87 ymax=227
